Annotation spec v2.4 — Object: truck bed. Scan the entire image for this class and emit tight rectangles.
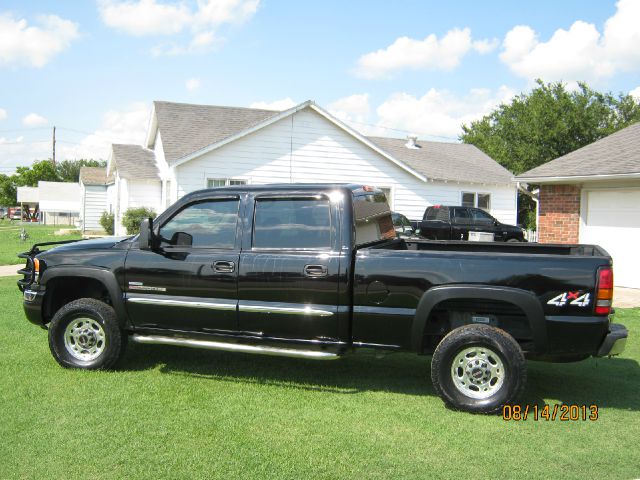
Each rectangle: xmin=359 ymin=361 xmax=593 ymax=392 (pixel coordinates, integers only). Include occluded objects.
xmin=370 ymin=238 xmax=609 ymax=257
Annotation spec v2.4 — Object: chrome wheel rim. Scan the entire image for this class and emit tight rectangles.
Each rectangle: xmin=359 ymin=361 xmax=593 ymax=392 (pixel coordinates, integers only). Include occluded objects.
xmin=63 ymin=317 xmax=106 ymax=361
xmin=451 ymin=346 xmax=505 ymax=399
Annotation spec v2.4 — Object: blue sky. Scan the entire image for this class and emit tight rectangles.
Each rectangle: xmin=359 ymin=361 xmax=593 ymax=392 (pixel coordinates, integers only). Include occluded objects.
xmin=1 ymin=0 xmax=639 ymax=172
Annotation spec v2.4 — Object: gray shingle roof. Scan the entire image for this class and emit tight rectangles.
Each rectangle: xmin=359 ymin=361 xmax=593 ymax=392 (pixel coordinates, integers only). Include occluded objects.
xmin=518 ymin=121 xmax=640 ymax=180
xmin=153 ymin=101 xmax=279 ymax=164
xmin=367 ymin=137 xmax=514 ymax=185
xmin=79 ymin=166 xmax=114 ymax=185
xmin=111 ymin=144 xmax=159 ymax=180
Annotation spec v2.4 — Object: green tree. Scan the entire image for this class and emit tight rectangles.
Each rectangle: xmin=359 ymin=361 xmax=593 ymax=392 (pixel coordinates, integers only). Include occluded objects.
xmin=460 ymin=80 xmax=640 ymax=229
xmin=460 ymin=80 xmax=640 ymax=175
xmin=57 ymin=159 xmax=107 ymax=183
xmin=0 ymin=174 xmax=17 ymax=206
xmin=14 ymin=160 xmax=60 ymax=187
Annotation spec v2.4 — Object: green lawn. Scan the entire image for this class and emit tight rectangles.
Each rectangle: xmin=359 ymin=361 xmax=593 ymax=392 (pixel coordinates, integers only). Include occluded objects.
xmin=0 ymin=276 xmax=638 ymax=479
xmin=0 ymin=222 xmax=83 ymax=265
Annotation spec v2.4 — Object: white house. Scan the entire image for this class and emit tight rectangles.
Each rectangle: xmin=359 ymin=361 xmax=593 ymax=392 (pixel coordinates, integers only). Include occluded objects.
xmin=38 ymin=181 xmax=81 ymax=226
xmin=79 ymin=167 xmax=114 ymax=232
xmin=517 ymin=121 xmax=640 ymax=288
xmin=108 ymin=100 xmax=518 ymax=235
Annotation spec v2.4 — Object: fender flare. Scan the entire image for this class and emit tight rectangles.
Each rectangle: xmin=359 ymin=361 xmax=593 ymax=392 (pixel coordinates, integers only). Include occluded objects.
xmin=40 ymin=266 xmax=129 ymax=327
xmin=411 ymin=284 xmax=546 ymax=353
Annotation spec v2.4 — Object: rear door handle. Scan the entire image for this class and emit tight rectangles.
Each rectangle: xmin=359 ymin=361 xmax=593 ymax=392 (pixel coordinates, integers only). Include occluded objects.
xmin=304 ymin=264 xmax=328 ymax=277
xmin=213 ymin=260 xmax=235 ymax=273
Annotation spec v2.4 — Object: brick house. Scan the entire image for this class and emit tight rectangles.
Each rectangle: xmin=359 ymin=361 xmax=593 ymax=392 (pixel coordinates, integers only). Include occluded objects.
xmin=517 ymin=122 xmax=640 ymax=288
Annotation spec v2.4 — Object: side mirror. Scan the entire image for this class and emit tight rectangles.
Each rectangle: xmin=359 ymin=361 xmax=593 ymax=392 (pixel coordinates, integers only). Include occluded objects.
xmin=139 ymin=218 xmax=154 ymax=250
xmin=170 ymin=231 xmax=193 ymax=247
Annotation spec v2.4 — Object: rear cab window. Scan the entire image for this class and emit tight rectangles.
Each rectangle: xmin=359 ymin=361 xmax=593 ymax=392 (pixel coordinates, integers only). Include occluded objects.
xmin=353 ymin=188 xmax=395 ymax=246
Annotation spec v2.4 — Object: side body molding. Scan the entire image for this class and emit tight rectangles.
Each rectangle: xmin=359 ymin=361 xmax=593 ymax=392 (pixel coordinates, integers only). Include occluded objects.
xmin=40 ymin=266 xmax=129 ymax=327
xmin=411 ymin=284 xmax=547 ymax=353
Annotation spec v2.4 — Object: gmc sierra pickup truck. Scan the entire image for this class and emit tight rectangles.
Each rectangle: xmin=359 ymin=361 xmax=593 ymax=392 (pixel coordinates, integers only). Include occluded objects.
xmin=18 ymin=184 xmax=628 ymax=413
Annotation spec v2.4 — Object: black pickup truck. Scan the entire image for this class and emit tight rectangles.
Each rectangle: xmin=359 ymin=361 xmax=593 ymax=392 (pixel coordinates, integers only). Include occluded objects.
xmin=419 ymin=205 xmax=526 ymax=242
xmin=18 ymin=184 xmax=627 ymax=413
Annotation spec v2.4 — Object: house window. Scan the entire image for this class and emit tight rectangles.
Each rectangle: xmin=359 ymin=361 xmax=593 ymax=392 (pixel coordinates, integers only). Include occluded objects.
xmin=207 ymin=178 xmax=248 ymax=188
xmin=461 ymin=191 xmax=491 ymax=211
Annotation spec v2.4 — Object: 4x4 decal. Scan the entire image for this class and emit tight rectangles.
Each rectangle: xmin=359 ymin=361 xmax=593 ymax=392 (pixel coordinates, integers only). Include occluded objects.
xmin=547 ymin=292 xmax=591 ymax=307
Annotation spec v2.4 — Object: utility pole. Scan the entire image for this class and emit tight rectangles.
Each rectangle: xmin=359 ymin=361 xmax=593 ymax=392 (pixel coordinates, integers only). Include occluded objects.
xmin=52 ymin=126 xmax=56 ymax=165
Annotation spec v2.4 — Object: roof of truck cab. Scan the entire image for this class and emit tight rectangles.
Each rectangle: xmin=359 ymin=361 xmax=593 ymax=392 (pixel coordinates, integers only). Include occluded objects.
xmin=184 ymin=183 xmax=376 ymax=196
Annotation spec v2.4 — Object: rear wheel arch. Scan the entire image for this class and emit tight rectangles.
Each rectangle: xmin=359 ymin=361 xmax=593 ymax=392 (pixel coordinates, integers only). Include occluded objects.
xmin=412 ymin=285 xmax=546 ymax=353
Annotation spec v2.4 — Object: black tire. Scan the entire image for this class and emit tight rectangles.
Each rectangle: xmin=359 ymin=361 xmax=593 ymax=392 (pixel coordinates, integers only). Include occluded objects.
xmin=48 ymin=298 xmax=126 ymax=370
xmin=506 ymin=238 xmax=521 ymax=243
xmin=431 ymin=324 xmax=526 ymax=414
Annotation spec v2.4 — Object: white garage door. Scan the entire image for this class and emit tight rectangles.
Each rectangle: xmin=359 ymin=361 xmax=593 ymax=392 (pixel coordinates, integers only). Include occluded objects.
xmin=580 ymin=189 xmax=640 ymax=288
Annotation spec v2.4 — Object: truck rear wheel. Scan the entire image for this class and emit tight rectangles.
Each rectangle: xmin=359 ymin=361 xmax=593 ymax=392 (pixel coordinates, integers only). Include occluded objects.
xmin=431 ymin=324 xmax=526 ymax=414
xmin=48 ymin=298 xmax=126 ymax=370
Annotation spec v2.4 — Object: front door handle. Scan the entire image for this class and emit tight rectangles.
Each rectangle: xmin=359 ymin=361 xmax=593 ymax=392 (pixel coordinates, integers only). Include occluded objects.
xmin=304 ymin=264 xmax=328 ymax=277
xmin=213 ymin=260 xmax=235 ymax=273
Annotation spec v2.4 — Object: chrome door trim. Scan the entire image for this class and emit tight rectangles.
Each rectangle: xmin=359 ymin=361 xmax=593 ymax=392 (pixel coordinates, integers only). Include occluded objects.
xmin=239 ymin=302 xmax=334 ymax=317
xmin=127 ymin=296 xmax=237 ymax=311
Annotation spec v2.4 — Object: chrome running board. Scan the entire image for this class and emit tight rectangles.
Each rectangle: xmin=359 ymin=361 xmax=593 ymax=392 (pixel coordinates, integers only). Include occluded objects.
xmin=131 ymin=334 xmax=340 ymax=360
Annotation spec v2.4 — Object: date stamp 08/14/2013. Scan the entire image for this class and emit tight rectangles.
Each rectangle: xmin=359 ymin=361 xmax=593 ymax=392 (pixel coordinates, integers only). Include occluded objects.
xmin=503 ymin=404 xmax=599 ymax=421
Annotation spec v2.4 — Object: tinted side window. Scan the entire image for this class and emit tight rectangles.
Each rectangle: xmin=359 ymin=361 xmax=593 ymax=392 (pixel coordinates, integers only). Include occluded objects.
xmin=425 ymin=207 xmax=449 ymax=221
xmin=159 ymin=199 xmax=239 ymax=248
xmin=254 ymin=198 xmax=331 ymax=249
xmin=470 ymin=208 xmax=494 ymax=224
xmin=452 ymin=208 xmax=471 ymax=224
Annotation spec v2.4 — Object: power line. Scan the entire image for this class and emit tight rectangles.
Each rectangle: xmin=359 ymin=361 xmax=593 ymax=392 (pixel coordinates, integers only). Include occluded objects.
xmin=343 ymin=119 xmax=460 ymax=141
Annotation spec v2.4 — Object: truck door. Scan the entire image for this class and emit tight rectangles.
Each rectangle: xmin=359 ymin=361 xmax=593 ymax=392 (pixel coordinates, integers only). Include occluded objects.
xmin=469 ymin=208 xmax=502 ymax=240
xmin=124 ymin=195 xmax=241 ymax=333
xmin=451 ymin=207 xmax=472 ymax=240
xmin=237 ymin=193 xmax=341 ymax=342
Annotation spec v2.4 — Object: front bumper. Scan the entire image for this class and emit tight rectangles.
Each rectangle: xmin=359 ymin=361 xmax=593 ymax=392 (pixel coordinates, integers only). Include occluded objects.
xmin=596 ymin=323 xmax=628 ymax=357
xmin=22 ymin=285 xmax=46 ymax=327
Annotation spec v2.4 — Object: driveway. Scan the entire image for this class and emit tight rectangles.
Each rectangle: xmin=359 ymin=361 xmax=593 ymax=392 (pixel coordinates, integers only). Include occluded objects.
xmin=614 ymin=287 xmax=640 ymax=308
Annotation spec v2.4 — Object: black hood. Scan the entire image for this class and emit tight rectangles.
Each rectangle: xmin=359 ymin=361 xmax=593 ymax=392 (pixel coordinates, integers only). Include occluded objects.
xmin=41 ymin=236 xmax=130 ymax=254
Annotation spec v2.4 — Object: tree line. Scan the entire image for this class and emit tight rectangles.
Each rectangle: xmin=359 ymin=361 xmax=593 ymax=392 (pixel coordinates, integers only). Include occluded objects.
xmin=0 ymin=159 xmax=106 ymax=206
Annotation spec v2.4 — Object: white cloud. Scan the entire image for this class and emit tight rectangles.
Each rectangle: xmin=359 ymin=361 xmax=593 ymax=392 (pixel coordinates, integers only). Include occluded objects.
xmin=249 ymin=98 xmax=297 ymax=110
xmin=0 ymin=13 xmax=79 ymax=68
xmin=99 ymin=0 xmax=260 ymax=55
xmin=0 ymin=108 xmax=7 ymax=121
xmin=630 ymin=86 xmax=640 ymax=101
xmin=185 ymin=77 xmax=201 ymax=91
xmin=354 ymin=28 xmax=497 ymax=79
xmin=57 ymin=102 xmax=150 ymax=160
xmin=327 ymin=94 xmax=371 ymax=126
xmin=373 ymin=86 xmax=515 ymax=139
xmin=22 ymin=113 xmax=48 ymax=127
xmin=500 ymin=0 xmax=640 ymax=83
xmin=98 ymin=0 xmax=192 ymax=36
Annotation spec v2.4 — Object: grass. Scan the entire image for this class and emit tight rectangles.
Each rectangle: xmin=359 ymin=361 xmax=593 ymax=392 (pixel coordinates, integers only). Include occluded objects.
xmin=0 ymin=276 xmax=638 ymax=479
xmin=0 ymin=222 xmax=83 ymax=265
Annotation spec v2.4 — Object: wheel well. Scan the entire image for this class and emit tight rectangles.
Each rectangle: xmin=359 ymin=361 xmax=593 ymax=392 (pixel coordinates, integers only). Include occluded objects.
xmin=421 ymin=298 xmax=533 ymax=354
xmin=43 ymin=277 xmax=113 ymax=323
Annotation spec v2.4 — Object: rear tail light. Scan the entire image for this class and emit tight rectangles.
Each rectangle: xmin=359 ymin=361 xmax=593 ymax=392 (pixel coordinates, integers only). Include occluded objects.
xmin=595 ymin=266 xmax=613 ymax=315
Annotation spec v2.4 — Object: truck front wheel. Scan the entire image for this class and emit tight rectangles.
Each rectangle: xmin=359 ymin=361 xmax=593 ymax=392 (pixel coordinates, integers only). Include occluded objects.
xmin=431 ymin=324 xmax=526 ymax=414
xmin=48 ymin=298 xmax=126 ymax=370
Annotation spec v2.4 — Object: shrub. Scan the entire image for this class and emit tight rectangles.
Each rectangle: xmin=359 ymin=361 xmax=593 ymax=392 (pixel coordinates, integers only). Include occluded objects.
xmin=99 ymin=211 xmax=115 ymax=235
xmin=122 ymin=207 xmax=156 ymax=235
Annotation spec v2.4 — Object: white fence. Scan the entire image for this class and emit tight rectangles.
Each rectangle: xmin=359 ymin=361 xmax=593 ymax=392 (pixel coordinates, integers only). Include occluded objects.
xmin=524 ymin=229 xmax=538 ymax=242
